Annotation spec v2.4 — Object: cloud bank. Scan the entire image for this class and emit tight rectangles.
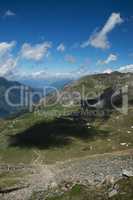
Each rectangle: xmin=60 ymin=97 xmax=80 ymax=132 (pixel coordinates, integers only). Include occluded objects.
xmin=118 ymin=64 xmax=133 ymax=73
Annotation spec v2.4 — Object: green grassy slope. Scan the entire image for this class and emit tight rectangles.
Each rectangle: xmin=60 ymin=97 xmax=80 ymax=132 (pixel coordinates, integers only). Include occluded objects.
xmin=0 ymin=72 xmax=133 ymax=164
xmin=0 ymin=72 xmax=133 ymax=199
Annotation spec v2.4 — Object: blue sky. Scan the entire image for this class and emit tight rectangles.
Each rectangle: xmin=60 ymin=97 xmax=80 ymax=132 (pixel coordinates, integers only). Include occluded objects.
xmin=0 ymin=0 xmax=133 ymax=80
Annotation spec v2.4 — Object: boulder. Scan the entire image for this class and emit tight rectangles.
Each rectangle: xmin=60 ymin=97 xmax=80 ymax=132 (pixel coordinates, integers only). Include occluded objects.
xmin=122 ymin=169 xmax=133 ymax=177
xmin=103 ymin=175 xmax=115 ymax=186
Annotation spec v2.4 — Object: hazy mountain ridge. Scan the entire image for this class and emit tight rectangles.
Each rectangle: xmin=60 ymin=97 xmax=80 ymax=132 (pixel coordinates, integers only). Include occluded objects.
xmin=0 ymin=77 xmax=74 ymax=118
xmin=20 ymin=77 xmax=74 ymax=89
xmin=63 ymin=72 xmax=133 ymax=96
xmin=45 ymin=72 xmax=133 ymax=107
xmin=0 ymin=77 xmax=30 ymax=118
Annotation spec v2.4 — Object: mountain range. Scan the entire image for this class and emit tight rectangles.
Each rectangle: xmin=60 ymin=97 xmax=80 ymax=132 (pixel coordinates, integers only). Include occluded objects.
xmin=1 ymin=72 xmax=133 ymax=118
xmin=0 ymin=76 xmax=73 ymax=118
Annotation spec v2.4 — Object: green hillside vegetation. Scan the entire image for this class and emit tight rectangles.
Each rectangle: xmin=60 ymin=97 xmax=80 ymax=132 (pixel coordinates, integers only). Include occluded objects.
xmin=64 ymin=72 xmax=133 ymax=97
xmin=0 ymin=72 xmax=133 ymax=199
xmin=0 ymin=72 xmax=133 ymax=164
xmin=0 ymin=77 xmax=30 ymax=118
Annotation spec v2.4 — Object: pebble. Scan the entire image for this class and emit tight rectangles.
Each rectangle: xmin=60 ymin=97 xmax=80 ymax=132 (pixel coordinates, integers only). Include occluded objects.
xmin=127 ymin=131 xmax=131 ymax=134
xmin=120 ymin=143 xmax=130 ymax=147
xmin=120 ymin=143 xmax=127 ymax=146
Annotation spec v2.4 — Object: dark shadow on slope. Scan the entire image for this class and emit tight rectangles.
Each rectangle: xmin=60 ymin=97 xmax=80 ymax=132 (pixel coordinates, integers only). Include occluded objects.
xmin=9 ymin=118 xmax=108 ymax=149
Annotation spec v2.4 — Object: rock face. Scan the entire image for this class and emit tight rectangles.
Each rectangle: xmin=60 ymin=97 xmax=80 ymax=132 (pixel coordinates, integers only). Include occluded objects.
xmin=81 ymin=87 xmax=122 ymax=111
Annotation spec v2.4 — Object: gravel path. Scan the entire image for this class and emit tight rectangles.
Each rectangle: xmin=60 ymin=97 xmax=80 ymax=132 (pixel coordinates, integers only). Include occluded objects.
xmin=1 ymin=149 xmax=133 ymax=200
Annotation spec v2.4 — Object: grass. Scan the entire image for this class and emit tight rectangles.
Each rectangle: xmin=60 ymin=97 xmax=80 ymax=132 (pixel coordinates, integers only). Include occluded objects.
xmin=0 ymin=171 xmax=26 ymax=189
xmin=0 ymin=105 xmax=133 ymax=164
xmin=0 ymin=73 xmax=133 ymax=198
xmin=1 ymin=72 xmax=133 ymax=199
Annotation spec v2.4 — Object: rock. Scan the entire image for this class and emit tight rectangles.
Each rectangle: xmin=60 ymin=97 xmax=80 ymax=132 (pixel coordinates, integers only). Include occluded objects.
xmin=127 ymin=131 xmax=131 ymax=134
xmin=131 ymin=126 xmax=133 ymax=129
xmin=103 ymin=175 xmax=115 ymax=186
xmin=120 ymin=143 xmax=127 ymax=146
xmin=122 ymin=169 xmax=133 ymax=177
xmin=88 ymin=126 xmax=91 ymax=129
xmin=50 ymin=182 xmax=58 ymax=189
xmin=108 ymin=189 xmax=118 ymax=198
xmin=120 ymin=142 xmax=130 ymax=147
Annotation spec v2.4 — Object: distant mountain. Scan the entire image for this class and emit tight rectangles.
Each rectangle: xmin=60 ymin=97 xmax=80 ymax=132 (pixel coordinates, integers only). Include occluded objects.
xmin=20 ymin=78 xmax=74 ymax=90
xmin=64 ymin=71 xmax=133 ymax=97
xmin=45 ymin=72 xmax=133 ymax=106
xmin=0 ymin=76 xmax=74 ymax=118
xmin=0 ymin=77 xmax=43 ymax=118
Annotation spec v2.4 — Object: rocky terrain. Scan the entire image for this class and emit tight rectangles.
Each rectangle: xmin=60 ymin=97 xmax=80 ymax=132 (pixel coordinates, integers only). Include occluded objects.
xmin=0 ymin=149 xmax=133 ymax=199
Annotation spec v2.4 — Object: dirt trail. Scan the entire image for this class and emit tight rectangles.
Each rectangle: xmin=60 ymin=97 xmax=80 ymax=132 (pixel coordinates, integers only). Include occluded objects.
xmin=1 ymin=149 xmax=133 ymax=200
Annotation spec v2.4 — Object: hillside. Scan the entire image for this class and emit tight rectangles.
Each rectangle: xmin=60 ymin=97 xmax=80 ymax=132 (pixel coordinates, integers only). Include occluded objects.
xmin=63 ymin=71 xmax=133 ymax=97
xmin=0 ymin=72 xmax=133 ymax=199
xmin=0 ymin=77 xmax=25 ymax=118
xmin=0 ymin=77 xmax=43 ymax=118
xmin=0 ymin=72 xmax=133 ymax=164
xmin=44 ymin=72 xmax=133 ymax=111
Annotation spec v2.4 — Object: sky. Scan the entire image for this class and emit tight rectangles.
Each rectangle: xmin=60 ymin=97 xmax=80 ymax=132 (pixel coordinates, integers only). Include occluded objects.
xmin=0 ymin=0 xmax=133 ymax=81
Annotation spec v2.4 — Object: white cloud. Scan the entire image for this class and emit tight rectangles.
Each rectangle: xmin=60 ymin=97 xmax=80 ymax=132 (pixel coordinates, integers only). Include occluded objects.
xmin=0 ymin=41 xmax=17 ymax=77
xmin=21 ymin=42 xmax=52 ymax=61
xmin=103 ymin=68 xmax=113 ymax=74
xmin=0 ymin=56 xmax=17 ymax=76
xmin=81 ymin=13 xmax=123 ymax=49
xmin=57 ymin=43 xmax=66 ymax=52
xmin=117 ymin=64 xmax=133 ymax=73
xmin=65 ymin=55 xmax=76 ymax=63
xmin=30 ymin=70 xmax=48 ymax=79
xmin=105 ymin=54 xmax=117 ymax=64
xmin=4 ymin=10 xmax=16 ymax=17
xmin=97 ymin=54 xmax=117 ymax=65
xmin=0 ymin=41 xmax=16 ymax=54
